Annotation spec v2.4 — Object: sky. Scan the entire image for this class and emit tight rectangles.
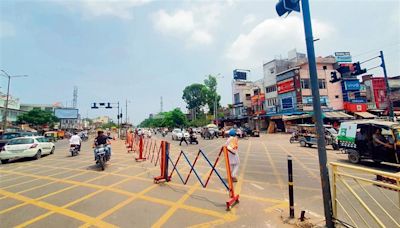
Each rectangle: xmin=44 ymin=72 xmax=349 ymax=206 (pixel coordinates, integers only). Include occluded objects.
xmin=0 ymin=0 xmax=399 ymax=125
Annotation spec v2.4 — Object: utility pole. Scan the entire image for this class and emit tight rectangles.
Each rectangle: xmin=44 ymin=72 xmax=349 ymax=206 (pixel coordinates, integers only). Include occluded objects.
xmin=0 ymin=70 xmax=28 ymax=131
xmin=380 ymin=51 xmax=394 ymax=121
xmin=300 ymin=1 xmax=334 ymax=227
xmin=125 ymin=99 xmax=128 ymax=124
xmin=275 ymin=1 xmax=334 ymax=227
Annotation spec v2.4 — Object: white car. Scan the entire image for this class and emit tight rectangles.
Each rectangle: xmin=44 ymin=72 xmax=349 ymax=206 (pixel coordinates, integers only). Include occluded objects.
xmin=171 ymin=129 xmax=183 ymax=140
xmin=0 ymin=136 xmax=55 ymax=164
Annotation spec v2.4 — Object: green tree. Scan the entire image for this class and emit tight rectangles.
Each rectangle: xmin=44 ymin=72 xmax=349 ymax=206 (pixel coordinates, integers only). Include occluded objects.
xmin=204 ymin=75 xmax=221 ymax=115
xmin=139 ymin=108 xmax=188 ymax=128
xmin=17 ymin=109 xmax=59 ymax=128
xmin=182 ymin=83 xmax=207 ymax=119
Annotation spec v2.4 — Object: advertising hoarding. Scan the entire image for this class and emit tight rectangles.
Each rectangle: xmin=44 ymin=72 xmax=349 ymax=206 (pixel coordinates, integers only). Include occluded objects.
xmin=54 ymin=108 xmax=79 ymax=119
xmin=233 ymin=70 xmax=247 ymax=80
xmin=335 ymin=52 xmax=352 ymax=63
xmin=344 ymin=80 xmax=360 ymax=91
xmin=277 ymin=78 xmax=295 ymax=94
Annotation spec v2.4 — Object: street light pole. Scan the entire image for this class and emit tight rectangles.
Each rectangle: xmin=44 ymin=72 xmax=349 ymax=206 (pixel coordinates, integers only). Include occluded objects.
xmin=380 ymin=51 xmax=394 ymax=121
xmin=1 ymin=70 xmax=28 ymax=131
xmin=300 ymin=0 xmax=334 ymax=227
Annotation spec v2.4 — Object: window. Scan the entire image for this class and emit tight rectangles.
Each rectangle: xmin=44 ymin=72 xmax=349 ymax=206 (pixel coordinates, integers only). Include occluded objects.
xmin=281 ymin=97 xmax=293 ymax=109
xmin=265 ymin=85 xmax=276 ymax=93
xmin=335 ymin=95 xmax=339 ymax=99
xmin=245 ymin=94 xmax=251 ymax=100
xmin=234 ymin=93 xmax=240 ymax=104
xmin=318 ymin=79 xmax=326 ymax=89
xmin=301 ymin=79 xmax=310 ymax=89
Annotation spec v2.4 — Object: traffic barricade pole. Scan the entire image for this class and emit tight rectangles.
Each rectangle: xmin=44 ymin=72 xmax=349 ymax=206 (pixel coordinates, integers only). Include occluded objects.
xmin=154 ymin=141 xmax=170 ymax=183
xmin=223 ymin=146 xmax=240 ymax=210
xmin=135 ymin=135 xmax=146 ymax=162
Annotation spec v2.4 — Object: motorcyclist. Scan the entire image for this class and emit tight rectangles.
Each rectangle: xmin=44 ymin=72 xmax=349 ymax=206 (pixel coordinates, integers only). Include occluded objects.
xmin=69 ymin=131 xmax=82 ymax=152
xmin=93 ymin=130 xmax=111 ymax=161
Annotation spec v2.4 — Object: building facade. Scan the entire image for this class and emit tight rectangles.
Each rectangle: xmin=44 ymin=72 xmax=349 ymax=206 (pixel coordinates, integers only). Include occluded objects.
xmin=0 ymin=93 xmax=25 ymax=124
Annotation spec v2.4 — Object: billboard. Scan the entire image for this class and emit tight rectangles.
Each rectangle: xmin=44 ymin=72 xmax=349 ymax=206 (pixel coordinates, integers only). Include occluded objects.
xmin=335 ymin=52 xmax=352 ymax=63
xmin=344 ymin=80 xmax=360 ymax=91
xmin=54 ymin=108 xmax=79 ymax=119
xmin=277 ymin=78 xmax=295 ymax=94
xmin=233 ymin=70 xmax=247 ymax=80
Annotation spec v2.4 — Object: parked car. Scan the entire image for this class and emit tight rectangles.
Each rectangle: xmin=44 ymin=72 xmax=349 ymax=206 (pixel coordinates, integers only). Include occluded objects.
xmin=0 ymin=132 xmax=38 ymax=149
xmin=0 ymin=136 xmax=55 ymax=164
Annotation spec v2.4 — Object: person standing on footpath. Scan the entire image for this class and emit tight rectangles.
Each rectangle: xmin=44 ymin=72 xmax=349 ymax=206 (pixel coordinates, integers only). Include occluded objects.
xmin=225 ymin=129 xmax=239 ymax=182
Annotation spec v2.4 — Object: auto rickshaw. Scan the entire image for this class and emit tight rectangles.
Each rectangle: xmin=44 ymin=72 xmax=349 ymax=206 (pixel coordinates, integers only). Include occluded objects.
xmin=337 ymin=120 xmax=400 ymax=165
xmin=296 ymin=124 xmax=339 ymax=150
xmin=44 ymin=131 xmax=58 ymax=142
xmin=57 ymin=130 xmax=65 ymax=139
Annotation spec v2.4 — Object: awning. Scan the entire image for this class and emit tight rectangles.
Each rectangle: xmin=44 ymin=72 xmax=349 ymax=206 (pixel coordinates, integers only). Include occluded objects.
xmin=354 ymin=112 xmax=377 ymax=119
xmin=395 ymin=111 xmax=400 ymax=116
xmin=282 ymin=114 xmax=312 ymax=121
xmin=323 ymin=111 xmax=354 ymax=120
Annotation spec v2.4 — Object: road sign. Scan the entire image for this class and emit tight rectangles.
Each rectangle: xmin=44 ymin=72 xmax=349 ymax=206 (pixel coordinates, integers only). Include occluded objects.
xmin=335 ymin=52 xmax=352 ymax=63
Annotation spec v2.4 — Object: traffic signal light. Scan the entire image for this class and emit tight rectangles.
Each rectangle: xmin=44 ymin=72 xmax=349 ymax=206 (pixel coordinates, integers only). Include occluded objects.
xmin=276 ymin=0 xmax=300 ymax=17
xmin=105 ymin=103 xmax=112 ymax=109
xmin=117 ymin=113 xmax=123 ymax=119
xmin=351 ymin=62 xmax=367 ymax=76
xmin=91 ymin=103 xmax=98 ymax=109
xmin=329 ymin=71 xmax=340 ymax=83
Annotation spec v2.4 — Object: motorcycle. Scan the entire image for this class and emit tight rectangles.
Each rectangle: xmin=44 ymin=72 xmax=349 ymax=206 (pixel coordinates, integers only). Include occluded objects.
xmin=189 ymin=134 xmax=199 ymax=144
xmin=81 ymin=134 xmax=89 ymax=142
xmin=289 ymin=135 xmax=299 ymax=144
xmin=95 ymin=145 xmax=110 ymax=170
xmin=70 ymin=144 xmax=80 ymax=157
xmin=161 ymin=131 xmax=167 ymax=137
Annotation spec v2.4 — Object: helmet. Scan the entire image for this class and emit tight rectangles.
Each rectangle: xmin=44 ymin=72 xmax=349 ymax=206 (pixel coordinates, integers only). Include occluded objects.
xmin=229 ymin=129 xmax=236 ymax=137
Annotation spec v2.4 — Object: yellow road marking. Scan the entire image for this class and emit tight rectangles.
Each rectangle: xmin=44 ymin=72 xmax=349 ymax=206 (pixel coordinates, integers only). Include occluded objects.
xmin=264 ymin=202 xmax=288 ymax=213
xmin=0 ymin=188 xmax=117 ymax=228
xmin=262 ymin=141 xmax=286 ymax=193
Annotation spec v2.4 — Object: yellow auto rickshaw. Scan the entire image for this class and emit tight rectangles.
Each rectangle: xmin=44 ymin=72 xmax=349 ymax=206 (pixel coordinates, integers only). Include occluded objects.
xmin=44 ymin=131 xmax=58 ymax=142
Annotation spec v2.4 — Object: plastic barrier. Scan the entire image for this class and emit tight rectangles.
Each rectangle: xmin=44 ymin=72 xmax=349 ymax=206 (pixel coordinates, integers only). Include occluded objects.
xmin=154 ymin=144 xmax=239 ymax=210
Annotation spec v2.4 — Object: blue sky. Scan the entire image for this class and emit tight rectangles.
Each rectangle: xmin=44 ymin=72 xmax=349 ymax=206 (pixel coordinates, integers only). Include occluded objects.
xmin=0 ymin=0 xmax=399 ymax=124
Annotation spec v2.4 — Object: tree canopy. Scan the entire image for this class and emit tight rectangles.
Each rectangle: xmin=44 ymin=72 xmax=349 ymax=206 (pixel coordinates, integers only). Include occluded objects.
xmin=17 ymin=109 xmax=59 ymax=128
xmin=139 ymin=108 xmax=188 ymax=128
xmin=182 ymin=83 xmax=207 ymax=113
xmin=204 ymin=75 xmax=221 ymax=115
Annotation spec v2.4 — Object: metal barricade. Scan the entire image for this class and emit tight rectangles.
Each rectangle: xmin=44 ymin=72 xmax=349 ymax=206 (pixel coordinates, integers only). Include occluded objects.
xmin=331 ymin=162 xmax=400 ymax=228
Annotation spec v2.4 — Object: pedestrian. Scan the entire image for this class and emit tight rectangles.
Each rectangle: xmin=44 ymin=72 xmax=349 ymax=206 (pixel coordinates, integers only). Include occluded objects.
xmin=225 ymin=129 xmax=239 ymax=182
xmin=179 ymin=129 xmax=188 ymax=146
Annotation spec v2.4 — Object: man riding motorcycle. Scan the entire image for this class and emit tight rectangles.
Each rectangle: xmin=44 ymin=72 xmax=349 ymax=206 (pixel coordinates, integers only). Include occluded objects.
xmin=93 ymin=130 xmax=111 ymax=161
xmin=69 ymin=131 xmax=82 ymax=153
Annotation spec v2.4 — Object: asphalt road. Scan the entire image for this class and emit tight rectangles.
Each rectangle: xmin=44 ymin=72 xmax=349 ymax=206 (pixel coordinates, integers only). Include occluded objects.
xmin=0 ymin=133 xmax=399 ymax=227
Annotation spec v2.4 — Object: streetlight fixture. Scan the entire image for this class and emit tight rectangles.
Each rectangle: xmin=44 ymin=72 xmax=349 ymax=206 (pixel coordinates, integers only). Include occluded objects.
xmin=0 ymin=70 xmax=28 ymax=131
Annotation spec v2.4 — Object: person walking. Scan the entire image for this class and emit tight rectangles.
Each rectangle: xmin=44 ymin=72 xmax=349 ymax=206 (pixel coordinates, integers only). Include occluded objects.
xmin=179 ymin=128 xmax=188 ymax=146
xmin=225 ymin=129 xmax=239 ymax=182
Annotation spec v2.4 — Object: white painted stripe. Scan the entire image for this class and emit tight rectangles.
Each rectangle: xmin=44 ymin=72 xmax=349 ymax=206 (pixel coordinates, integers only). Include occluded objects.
xmin=251 ymin=183 xmax=264 ymax=190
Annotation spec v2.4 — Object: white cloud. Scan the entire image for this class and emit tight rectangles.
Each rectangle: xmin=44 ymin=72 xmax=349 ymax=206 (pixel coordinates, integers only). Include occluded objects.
xmin=151 ymin=2 xmax=233 ymax=46
xmin=242 ymin=15 xmax=256 ymax=26
xmin=225 ymin=16 xmax=335 ymax=68
xmin=0 ymin=21 xmax=15 ymax=38
xmin=153 ymin=10 xmax=194 ymax=35
xmin=60 ymin=0 xmax=152 ymax=20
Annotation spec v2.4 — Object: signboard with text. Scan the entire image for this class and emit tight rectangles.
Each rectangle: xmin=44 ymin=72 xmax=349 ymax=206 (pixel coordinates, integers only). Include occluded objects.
xmin=335 ymin=52 xmax=352 ymax=63
xmin=344 ymin=80 xmax=360 ymax=91
xmin=277 ymin=78 xmax=295 ymax=94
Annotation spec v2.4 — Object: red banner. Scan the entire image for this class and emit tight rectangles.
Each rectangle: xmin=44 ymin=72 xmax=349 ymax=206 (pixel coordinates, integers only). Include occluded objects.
xmin=277 ymin=79 xmax=295 ymax=94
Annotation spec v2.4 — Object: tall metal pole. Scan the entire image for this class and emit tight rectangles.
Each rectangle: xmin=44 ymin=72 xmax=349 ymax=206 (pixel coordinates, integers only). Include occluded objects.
xmin=300 ymin=0 xmax=333 ymax=227
xmin=1 ymin=70 xmax=28 ymax=131
xmin=125 ymin=99 xmax=128 ymax=124
xmin=117 ymin=102 xmax=120 ymax=138
xmin=2 ymin=76 xmax=11 ymax=131
xmin=380 ymin=51 xmax=394 ymax=121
